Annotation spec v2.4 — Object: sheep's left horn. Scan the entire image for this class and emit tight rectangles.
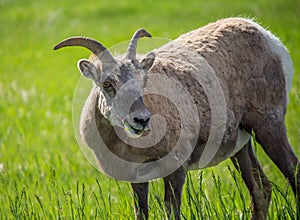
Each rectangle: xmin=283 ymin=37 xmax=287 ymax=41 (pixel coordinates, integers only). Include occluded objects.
xmin=54 ymin=37 xmax=116 ymax=65
xmin=126 ymin=29 xmax=152 ymax=61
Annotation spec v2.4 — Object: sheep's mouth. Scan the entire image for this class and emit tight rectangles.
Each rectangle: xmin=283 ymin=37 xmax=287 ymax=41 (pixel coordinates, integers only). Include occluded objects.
xmin=124 ymin=121 xmax=144 ymax=138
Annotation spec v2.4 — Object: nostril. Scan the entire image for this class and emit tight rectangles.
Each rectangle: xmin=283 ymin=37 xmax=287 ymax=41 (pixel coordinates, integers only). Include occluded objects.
xmin=133 ymin=117 xmax=150 ymax=128
xmin=133 ymin=117 xmax=145 ymax=125
xmin=133 ymin=117 xmax=140 ymax=124
xmin=144 ymin=118 xmax=150 ymax=124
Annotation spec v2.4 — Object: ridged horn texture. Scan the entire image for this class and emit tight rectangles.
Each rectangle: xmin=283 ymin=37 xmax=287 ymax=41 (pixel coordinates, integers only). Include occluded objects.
xmin=126 ymin=29 xmax=152 ymax=61
xmin=53 ymin=37 xmax=116 ymax=64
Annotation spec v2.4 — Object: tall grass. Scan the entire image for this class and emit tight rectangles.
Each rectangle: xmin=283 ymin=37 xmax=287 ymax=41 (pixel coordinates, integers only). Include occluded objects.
xmin=2 ymin=166 xmax=298 ymax=219
xmin=0 ymin=0 xmax=299 ymax=219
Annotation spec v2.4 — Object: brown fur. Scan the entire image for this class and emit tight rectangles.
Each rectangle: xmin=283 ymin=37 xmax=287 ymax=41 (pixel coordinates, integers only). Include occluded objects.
xmin=79 ymin=18 xmax=299 ymax=219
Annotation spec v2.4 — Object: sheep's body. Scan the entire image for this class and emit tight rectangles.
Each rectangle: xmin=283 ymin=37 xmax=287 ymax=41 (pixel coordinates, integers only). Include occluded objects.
xmin=144 ymin=17 xmax=293 ymax=169
xmin=55 ymin=17 xmax=299 ymax=220
xmin=81 ymin=17 xmax=292 ymax=171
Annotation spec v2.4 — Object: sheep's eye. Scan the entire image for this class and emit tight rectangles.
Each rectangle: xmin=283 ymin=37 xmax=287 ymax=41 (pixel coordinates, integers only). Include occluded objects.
xmin=102 ymin=81 xmax=112 ymax=89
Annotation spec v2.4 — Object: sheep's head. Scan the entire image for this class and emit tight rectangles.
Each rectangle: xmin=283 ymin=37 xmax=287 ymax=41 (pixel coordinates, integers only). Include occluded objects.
xmin=54 ymin=29 xmax=155 ymax=138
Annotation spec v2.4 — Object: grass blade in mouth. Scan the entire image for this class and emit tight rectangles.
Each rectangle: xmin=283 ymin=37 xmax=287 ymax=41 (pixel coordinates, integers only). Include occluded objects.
xmin=124 ymin=120 xmax=143 ymax=135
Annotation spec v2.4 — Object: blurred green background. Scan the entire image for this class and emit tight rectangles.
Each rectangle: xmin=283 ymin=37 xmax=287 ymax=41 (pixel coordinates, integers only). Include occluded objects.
xmin=0 ymin=0 xmax=299 ymax=219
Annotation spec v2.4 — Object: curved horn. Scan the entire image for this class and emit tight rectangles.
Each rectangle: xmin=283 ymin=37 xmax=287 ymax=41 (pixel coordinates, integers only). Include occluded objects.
xmin=54 ymin=37 xmax=116 ymax=64
xmin=126 ymin=29 xmax=152 ymax=61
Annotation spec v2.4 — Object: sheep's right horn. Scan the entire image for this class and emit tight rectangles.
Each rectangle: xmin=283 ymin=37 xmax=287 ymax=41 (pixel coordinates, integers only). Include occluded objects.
xmin=127 ymin=29 xmax=152 ymax=61
xmin=54 ymin=37 xmax=116 ymax=65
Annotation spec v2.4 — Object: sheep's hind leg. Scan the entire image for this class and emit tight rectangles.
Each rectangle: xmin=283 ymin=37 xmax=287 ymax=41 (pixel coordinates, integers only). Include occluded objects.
xmin=131 ymin=182 xmax=149 ymax=220
xmin=231 ymin=140 xmax=272 ymax=220
xmin=252 ymin=116 xmax=300 ymax=217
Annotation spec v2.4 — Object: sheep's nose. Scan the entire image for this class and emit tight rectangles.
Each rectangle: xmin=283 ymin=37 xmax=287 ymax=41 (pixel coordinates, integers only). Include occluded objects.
xmin=131 ymin=109 xmax=151 ymax=130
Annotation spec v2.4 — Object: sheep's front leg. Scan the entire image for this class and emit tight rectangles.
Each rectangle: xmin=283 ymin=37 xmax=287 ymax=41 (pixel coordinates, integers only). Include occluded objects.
xmin=131 ymin=182 xmax=149 ymax=220
xmin=163 ymin=167 xmax=186 ymax=220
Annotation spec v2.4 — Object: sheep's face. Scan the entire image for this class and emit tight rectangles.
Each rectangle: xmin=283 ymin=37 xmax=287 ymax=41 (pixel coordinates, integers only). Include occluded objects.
xmin=54 ymin=29 xmax=154 ymax=138
xmin=78 ymin=53 xmax=155 ymax=138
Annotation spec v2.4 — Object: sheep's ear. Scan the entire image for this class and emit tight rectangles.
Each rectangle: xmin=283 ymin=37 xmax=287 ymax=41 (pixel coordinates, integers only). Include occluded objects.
xmin=141 ymin=52 xmax=155 ymax=71
xmin=77 ymin=59 xmax=101 ymax=83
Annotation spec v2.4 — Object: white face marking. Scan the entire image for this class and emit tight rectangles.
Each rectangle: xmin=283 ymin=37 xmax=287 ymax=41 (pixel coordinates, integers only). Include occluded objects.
xmin=95 ymin=59 xmax=150 ymax=138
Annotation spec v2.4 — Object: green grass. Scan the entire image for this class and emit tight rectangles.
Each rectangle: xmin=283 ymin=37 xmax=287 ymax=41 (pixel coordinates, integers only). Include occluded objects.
xmin=0 ymin=0 xmax=300 ymax=219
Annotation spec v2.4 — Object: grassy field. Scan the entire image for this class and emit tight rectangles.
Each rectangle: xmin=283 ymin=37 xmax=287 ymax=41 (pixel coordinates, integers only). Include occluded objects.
xmin=0 ymin=0 xmax=299 ymax=219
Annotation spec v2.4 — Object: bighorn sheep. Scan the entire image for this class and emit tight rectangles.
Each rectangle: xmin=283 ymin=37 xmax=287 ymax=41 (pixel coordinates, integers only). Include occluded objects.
xmin=54 ymin=17 xmax=299 ymax=219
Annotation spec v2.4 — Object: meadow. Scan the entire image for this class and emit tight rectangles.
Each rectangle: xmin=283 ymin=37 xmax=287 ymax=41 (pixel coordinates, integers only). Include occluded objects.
xmin=0 ymin=0 xmax=299 ymax=219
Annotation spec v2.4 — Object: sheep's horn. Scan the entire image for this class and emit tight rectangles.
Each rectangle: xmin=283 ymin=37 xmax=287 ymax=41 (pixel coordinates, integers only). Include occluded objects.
xmin=126 ymin=29 xmax=152 ymax=61
xmin=54 ymin=37 xmax=116 ymax=64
